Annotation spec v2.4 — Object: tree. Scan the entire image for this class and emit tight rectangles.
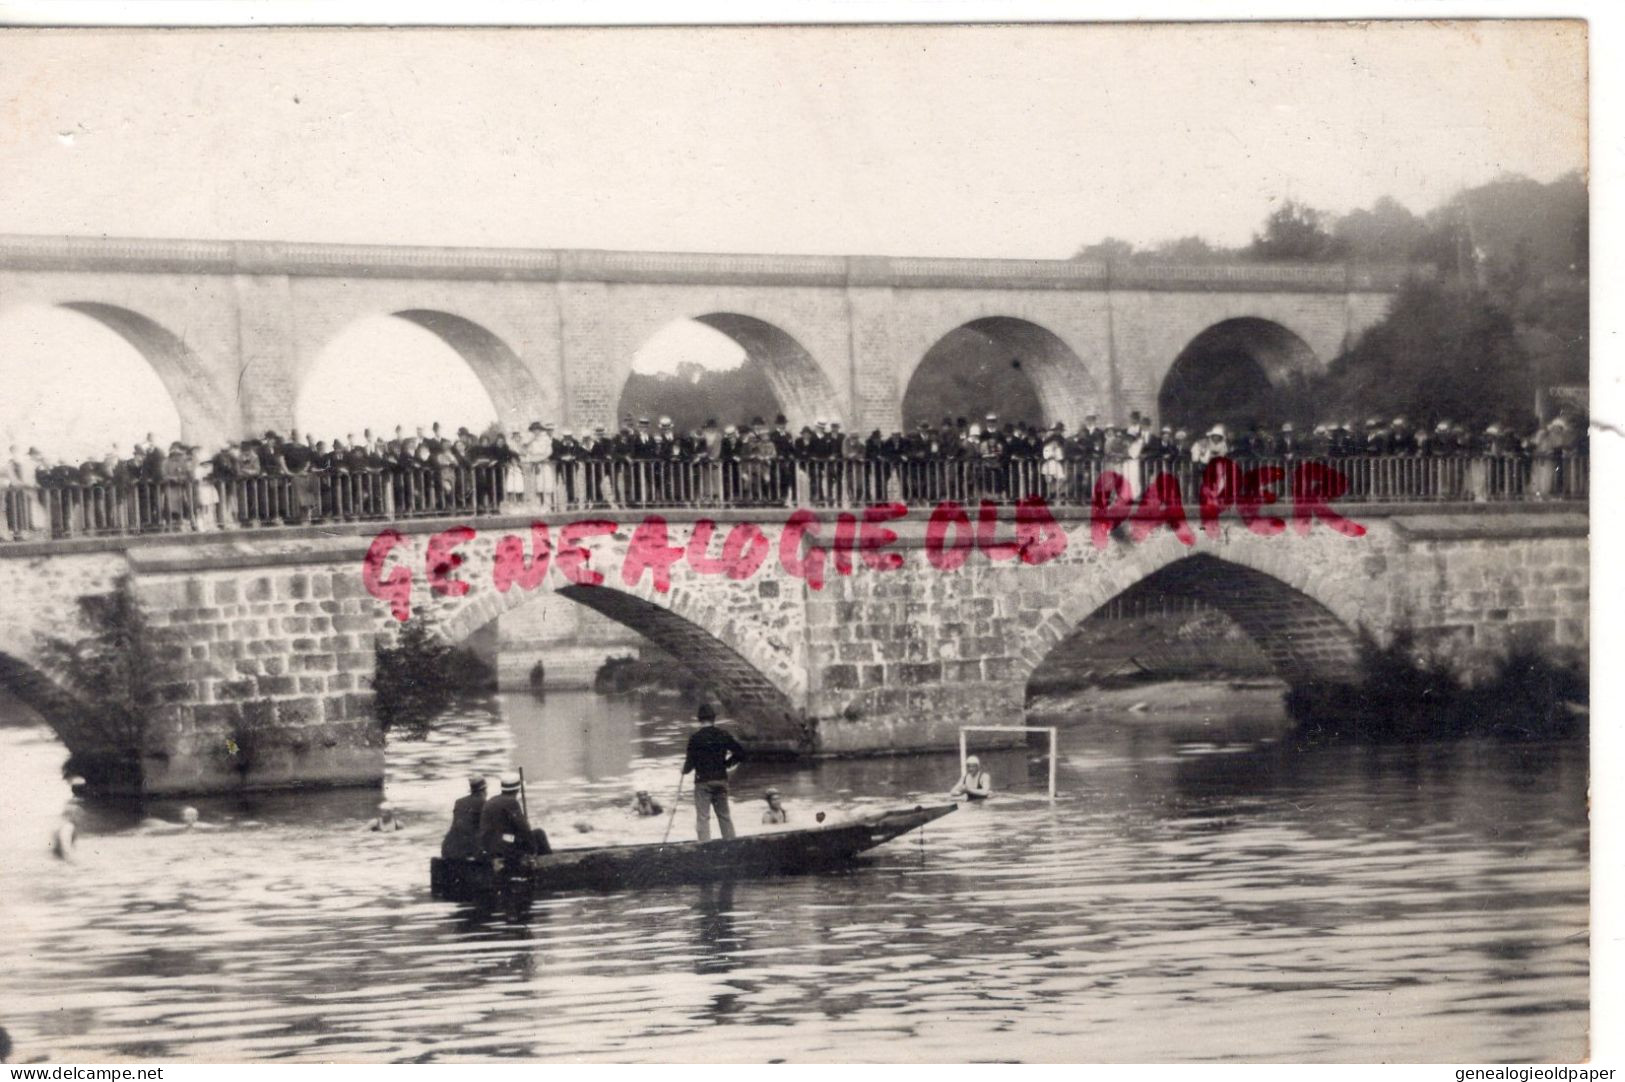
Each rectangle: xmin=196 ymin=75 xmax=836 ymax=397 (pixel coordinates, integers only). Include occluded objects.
xmin=1148 ymin=235 xmax=1230 ymax=263
xmin=1332 ymin=196 xmax=1427 ymax=262
xmin=37 ymin=575 xmax=186 ymax=789
xmin=619 ymin=362 xmax=781 ymax=433
xmin=1246 ymin=199 xmax=1347 ymax=262
xmin=1319 ymin=278 xmax=1533 ymax=428
xmin=373 ymin=614 xmax=493 ymax=739
xmin=1072 ymin=237 xmax=1136 ymax=262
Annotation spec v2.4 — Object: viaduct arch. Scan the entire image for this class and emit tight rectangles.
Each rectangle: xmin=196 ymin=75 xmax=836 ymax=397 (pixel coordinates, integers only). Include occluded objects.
xmin=0 ymin=300 xmax=229 ymax=451
xmin=596 ymin=299 xmax=848 ymax=431
xmin=613 ymin=312 xmax=838 ymax=431
xmin=903 ymin=316 xmax=1103 ymax=429
xmin=1158 ymin=316 xmax=1321 ymax=431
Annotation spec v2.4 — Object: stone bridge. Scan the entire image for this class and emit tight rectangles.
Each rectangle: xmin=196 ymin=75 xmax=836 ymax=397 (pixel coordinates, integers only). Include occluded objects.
xmin=0 ymin=234 xmax=1411 ymax=449
xmin=0 ymin=503 xmax=1588 ymax=795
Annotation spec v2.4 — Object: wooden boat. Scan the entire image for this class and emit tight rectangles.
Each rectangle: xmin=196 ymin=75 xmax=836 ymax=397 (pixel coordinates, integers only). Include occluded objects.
xmin=430 ymin=803 xmax=955 ymax=900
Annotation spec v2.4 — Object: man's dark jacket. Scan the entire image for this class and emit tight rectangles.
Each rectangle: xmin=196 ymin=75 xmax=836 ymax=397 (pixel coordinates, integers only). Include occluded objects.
xmin=477 ymin=791 xmax=534 ymax=859
xmin=440 ymin=792 xmax=485 ymax=860
xmin=682 ymin=725 xmax=746 ymax=784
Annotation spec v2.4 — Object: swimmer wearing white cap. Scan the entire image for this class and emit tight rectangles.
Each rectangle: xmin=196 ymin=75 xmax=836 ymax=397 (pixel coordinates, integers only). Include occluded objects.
xmin=948 ymin=756 xmax=993 ymax=802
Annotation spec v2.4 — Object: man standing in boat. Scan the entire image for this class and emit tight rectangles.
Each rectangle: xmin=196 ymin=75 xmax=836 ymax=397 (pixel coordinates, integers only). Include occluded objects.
xmin=682 ymin=703 xmax=746 ymax=841
xmin=478 ymin=774 xmax=551 ymax=863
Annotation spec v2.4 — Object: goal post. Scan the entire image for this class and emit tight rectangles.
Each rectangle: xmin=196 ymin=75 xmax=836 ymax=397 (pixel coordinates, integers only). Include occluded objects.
xmin=958 ymin=725 xmax=1058 ymax=801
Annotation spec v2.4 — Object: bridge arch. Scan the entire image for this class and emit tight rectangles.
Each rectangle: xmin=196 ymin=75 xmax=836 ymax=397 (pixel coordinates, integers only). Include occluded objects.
xmin=1022 ymin=537 xmax=1362 ymax=690
xmin=295 ymin=310 xmax=549 ymax=437
xmin=434 ymin=571 xmax=810 ymax=751
xmin=616 ymin=312 xmax=840 ymax=432
xmin=0 ymin=651 xmax=136 ymax=787
xmin=0 ymin=301 xmax=226 ymax=452
xmin=904 ymin=316 xmax=1105 ymax=430
xmin=1158 ymin=317 xmax=1319 ymax=433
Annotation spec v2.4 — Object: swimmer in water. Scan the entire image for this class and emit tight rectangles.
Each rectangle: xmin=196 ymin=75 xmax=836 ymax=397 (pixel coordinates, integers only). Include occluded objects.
xmin=948 ymin=755 xmax=993 ymax=802
xmin=50 ymin=818 xmax=76 ymax=860
xmin=138 ymin=805 xmax=215 ymax=833
xmin=761 ymin=787 xmax=788 ymax=825
xmin=367 ymin=802 xmax=402 ymax=832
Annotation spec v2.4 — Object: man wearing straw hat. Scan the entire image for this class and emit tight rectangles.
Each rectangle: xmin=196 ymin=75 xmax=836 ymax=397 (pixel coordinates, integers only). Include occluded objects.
xmin=478 ymin=773 xmax=551 ymax=863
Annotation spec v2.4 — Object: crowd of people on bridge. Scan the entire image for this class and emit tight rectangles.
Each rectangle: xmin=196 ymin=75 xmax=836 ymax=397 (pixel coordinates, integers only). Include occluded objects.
xmin=1 ymin=406 xmax=1590 ymax=539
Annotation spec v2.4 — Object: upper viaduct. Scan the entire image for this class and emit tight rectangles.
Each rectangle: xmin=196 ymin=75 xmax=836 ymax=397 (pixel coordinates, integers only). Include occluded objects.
xmin=0 ymin=233 xmax=1410 ymax=451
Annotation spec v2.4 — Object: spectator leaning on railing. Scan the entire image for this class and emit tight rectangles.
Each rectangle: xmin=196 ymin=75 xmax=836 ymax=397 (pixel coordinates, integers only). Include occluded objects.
xmin=0 ymin=407 xmax=1589 ymax=541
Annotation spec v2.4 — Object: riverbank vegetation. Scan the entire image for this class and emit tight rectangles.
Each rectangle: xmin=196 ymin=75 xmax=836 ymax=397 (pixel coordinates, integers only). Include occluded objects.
xmin=1286 ymin=628 xmax=1586 ymax=743
xmin=37 ymin=575 xmax=186 ymax=789
xmin=373 ymin=616 xmax=494 ymax=738
xmin=593 ymin=652 xmax=704 ymax=700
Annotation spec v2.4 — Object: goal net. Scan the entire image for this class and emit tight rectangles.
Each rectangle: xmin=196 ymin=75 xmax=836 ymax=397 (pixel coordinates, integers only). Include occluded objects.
xmin=958 ymin=725 xmax=1058 ymax=801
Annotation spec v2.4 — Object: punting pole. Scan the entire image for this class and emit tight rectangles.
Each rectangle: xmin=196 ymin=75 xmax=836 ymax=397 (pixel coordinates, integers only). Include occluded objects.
xmin=518 ymin=766 xmax=531 ymax=821
xmin=661 ymin=768 xmax=686 ymax=844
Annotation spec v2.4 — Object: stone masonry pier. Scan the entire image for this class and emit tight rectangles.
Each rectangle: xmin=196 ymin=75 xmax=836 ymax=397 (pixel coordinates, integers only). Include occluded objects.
xmin=0 ymin=503 xmax=1588 ymax=794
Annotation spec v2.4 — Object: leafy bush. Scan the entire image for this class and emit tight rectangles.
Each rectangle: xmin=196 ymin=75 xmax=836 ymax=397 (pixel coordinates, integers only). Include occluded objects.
xmin=594 ymin=653 xmax=702 ymax=699
xmin=218 ymin=698 xmax=285 ymax=783
xmin=1455 ymin=638 xmax=1587 ymax=740
xmin=37 ymin=575 xmax=187 ymax=789
xmin=373 ymin=616 xmax=493 ymax=738
xmin=1287 ymin=626 xmax=1586 ymax=743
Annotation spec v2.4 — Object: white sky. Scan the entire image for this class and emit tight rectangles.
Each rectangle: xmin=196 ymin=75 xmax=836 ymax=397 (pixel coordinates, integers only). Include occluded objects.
xmin=0 ymin=23 xmax=1588 ymax=254
xmin=293 ymin=316 xmax=499 ymax=440
xmin=632 ymin=321 xmax=747 ymax=377
xmin=0 ymin=21 xmax=1590 ymax=458
xmin=0 ymin=306 xmax=181 ymax=456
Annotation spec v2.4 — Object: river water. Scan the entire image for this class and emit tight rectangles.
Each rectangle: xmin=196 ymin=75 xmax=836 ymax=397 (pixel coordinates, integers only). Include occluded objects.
xmin=0 ymin=688 xmax=1588 ymax=1063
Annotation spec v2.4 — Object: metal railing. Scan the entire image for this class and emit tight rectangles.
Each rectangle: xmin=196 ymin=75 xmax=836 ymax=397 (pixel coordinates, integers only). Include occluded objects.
xmin=0 ymin=453 xmax=1588 ymax=542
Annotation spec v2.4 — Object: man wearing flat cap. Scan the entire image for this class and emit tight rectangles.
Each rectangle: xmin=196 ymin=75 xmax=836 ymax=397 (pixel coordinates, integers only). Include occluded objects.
xmin=682 ymin=704 xmax=746 ymax=841
xmin=440 ymin=776 xmax=487 ymax=860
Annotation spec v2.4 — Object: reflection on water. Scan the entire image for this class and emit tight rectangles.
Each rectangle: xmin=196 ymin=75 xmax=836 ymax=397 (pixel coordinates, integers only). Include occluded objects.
xmin=0 ymin=689 xmax=1588 ymax=1062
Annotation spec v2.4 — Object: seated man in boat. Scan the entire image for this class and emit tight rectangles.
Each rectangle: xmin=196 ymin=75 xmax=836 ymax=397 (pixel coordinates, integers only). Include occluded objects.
xmin=478 ymin=774 xmax=551 ymax=863
xmin=440 ymin=776 xmax=486 ymax=860
xmin=761 ymin=787 xmax=788 ymax=825
xmin=948 ymin=756 xmax=993 ymax=801
xmin=629 ymin=790 xmax=663 ymax=817
xmin=681 ymin=703 xmax=746 ymax=841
